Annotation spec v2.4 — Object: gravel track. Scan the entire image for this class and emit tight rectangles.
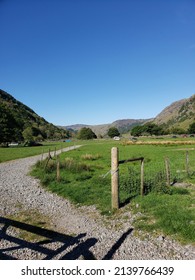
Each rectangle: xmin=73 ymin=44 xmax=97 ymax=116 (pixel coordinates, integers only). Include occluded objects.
xmin=0 ymin=146 xmax=195 ymax=260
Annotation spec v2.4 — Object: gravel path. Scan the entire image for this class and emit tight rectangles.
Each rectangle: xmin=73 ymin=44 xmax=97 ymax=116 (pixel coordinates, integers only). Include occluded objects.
xmin=0 ymin=146 xmax=195 ymax=260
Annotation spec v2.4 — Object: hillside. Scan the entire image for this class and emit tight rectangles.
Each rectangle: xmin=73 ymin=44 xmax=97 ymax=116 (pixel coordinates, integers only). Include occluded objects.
xmin=0 ymin=89 xmax=69 ymax=144
xmin=63 ymin=94 xmax=195 ymax=136
xmin=154 ymin=94 xmax=195 ymax=130
xmin=63 ymin=119 xmax=149 ymax=137
xmin=2 ymin=88 xmax=194 ymax=144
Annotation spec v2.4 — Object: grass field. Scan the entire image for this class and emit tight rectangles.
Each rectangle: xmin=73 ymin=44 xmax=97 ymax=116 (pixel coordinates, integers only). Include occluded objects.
xmin=1 ymin=137 xmax=195 ymax=244
xmin=29 ymin=138 xmax=195 ymax=244
xmin=0 ymin=141 xmax=75 ymax=163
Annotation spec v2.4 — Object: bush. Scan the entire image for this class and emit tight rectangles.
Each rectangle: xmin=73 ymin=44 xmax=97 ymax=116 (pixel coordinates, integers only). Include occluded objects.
xmin=81 ymin=153 xmax=101 ymax=160
xmin=77 ymin=127 xmax=97 ymax=140
xmin=120 ymin=166 xmax=170 ymax=197
xmin=23 ymin=140 xmax=42 ymax=147
xmin=108 ymin=127 xmax=120 ymax=138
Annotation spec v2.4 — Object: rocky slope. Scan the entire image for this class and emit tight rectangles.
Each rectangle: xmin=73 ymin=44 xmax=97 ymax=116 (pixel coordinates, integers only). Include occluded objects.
xmin=154 ymin=94 xmax=195 ymax=130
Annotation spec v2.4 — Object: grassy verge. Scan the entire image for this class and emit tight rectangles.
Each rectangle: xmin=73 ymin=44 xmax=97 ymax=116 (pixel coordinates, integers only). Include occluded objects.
xmin=131 ymin=186 xmax=195 ymax=244
xmin=0 ymin=141 xmax=75 ymax=163
xmin=31 ymin=142 xmax=114 ymax=214
xmin=7 ymin=209 xmax=53 ymax=242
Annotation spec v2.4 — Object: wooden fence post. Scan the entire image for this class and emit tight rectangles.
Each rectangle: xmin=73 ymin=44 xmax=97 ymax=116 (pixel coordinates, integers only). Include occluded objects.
xmin=56 ymin=156 xmax=60 ymax=181
xmin=165 ymin=157 xmax=170 ymax=186
xmin=140 ymin=158 xmax=144 ymax=196
xmin=186 ymin=150 xmax=189 ymax=176
xmin=111 ymin=147 xmax=119 ymax=210
xmin=41 ymin=148 xmax=44 ymax=162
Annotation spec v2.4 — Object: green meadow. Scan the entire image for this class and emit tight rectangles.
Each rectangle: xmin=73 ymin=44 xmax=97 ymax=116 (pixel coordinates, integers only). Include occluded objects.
xmin=0 ymin=141 xmax=74 ymax=163
xmin=30 ymin=139 xmax=195 ymax=244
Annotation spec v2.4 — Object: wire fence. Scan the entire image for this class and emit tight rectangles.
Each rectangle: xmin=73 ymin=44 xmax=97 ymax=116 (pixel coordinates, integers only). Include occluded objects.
xmin=120 ymin=149 xmax=195 ymax=197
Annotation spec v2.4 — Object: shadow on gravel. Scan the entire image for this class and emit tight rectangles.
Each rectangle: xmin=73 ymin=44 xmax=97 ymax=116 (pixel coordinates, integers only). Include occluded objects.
xmin=0 ymin=217 xmax=97 ymax=260
xmin=102 ymin=228 xmax=133 ymax=260
xmin=0 ymin=217 xmax=133 ymax=260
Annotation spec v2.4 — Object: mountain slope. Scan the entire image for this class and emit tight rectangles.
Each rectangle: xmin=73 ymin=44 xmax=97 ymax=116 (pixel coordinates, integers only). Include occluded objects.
xmin=0 ymin=89 xmax=68 ymax=143
xmin=154 ymin=94 xmax=195 ymax=130
xmin=64 ymin=94 xmax=195 ymax=136
xmin=64 ymin=119 xmax=149 ymax=136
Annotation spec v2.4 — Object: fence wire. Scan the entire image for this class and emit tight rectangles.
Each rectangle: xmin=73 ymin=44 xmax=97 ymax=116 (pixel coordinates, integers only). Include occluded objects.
xmin=120 ymin=149 xmax=195 ymax=197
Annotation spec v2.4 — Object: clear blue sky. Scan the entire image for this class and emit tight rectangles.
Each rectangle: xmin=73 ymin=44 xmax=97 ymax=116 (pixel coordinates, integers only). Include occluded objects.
xmin=0 ymin=0 xmax=195 ymax=125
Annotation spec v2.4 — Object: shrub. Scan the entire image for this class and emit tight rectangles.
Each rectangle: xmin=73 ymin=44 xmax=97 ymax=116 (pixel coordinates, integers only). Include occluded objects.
xmin=77 ymin=127 xmax=97 ymax=140
xmin=81 ymin=153 xmax=101 ymax=160
xmin=120 ymin=166 xmax=170 ymax=197
xmin=108 ymin=127 xmax=120 ymax=138
xmin=63 ymin=157 xmax=92 ymax=172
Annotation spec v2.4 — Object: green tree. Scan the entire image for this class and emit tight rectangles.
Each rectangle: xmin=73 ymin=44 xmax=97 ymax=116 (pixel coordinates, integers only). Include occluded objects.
xmin=171 ymin=127 xmax=186 ymax=134
xmin=144 ymin=123 xmax=164 ymax=136
xmin=131 ymin=125 xmax=144 ymax=137
xmin=77 ymin=127 xmax=97 ymax=140
xmin=108 ymin=127 xmax=120 ymax=138
xmin=22 ymin=127 xmax=34 ymax=142
xmin=188 ymin=122 xmax=195 ymax=134
xmin=0 ymin=104 xmax=19 ymax=143
xmin=131 ymin=123 xmax=165 ymax=136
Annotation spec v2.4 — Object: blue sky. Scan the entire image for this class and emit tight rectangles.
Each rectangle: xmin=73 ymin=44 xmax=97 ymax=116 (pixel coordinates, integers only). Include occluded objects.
xmin=0 ymin=0 xmax=195 ymax=125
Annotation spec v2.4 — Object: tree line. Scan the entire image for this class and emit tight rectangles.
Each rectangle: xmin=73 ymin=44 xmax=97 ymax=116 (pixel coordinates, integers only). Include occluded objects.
xmin=75 ymin=126 xmax=121 ymax=140
xmin=74 ymin=122 xmax=195 ymax=140
xmin=130 ymin=122 xmax=195 ymax=137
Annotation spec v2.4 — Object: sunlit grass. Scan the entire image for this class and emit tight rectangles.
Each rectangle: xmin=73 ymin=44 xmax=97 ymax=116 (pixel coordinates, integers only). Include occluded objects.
xmin=0 ymin=141 xmax=74 ymax=163
xmin=132 ymin=188 xmax=195 ymax=244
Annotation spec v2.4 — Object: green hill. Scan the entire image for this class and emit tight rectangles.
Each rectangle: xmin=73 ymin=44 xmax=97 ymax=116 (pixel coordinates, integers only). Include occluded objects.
xmin=154 ymin=94 xmax=195 ymax=131
xmin=0 ymin=89 xmax=69 ymax=144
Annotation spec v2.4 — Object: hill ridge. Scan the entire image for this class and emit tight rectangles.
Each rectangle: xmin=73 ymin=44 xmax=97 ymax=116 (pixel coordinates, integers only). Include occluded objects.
xmin=0 ymin=89 xmax=68 ymax=144
xmin=62 ymin=118 xmax=150 ymax=136
xmin=154 ymin=94 xmax=195 ymax=130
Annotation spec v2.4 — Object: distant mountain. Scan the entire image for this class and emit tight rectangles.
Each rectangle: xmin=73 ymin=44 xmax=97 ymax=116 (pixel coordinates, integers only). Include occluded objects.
xmin=61 ymin=124 xmax=90 ymax=131
xmin=0 ymin=89 xmax=69 ymax=144
xmin=3 ymin=87 xmax=194 ymax=144
xmin=63 ymin=119 xmax=150 ymax=137
xmin=63 ymin=94 xmax=195 ymax=136
xmin=153 ymin=94 xmax=195 ymax=130
xmin=111 ymin=119 xmax=152 ymax=133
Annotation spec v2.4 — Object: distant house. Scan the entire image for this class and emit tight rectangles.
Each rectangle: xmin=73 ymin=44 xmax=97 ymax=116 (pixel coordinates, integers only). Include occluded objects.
xmin=113 ymin=136 xmax=120 ymax=141
xmin=8 ymin=142 xmax=19 ymax=147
